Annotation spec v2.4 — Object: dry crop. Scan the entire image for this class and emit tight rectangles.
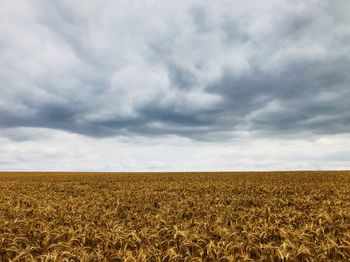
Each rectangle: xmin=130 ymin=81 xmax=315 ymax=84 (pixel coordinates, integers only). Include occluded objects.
xmin=0 ymin=171 xmax=349 ymax=261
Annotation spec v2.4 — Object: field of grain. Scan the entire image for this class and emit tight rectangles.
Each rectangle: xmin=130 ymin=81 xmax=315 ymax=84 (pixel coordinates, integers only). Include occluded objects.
xmin=0 ymin=171 xmax=349 ymax=261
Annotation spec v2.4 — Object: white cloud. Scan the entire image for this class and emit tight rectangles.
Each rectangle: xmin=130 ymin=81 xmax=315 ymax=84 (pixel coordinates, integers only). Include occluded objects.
xmin=1 ymin=128 xmax=350 ymax=171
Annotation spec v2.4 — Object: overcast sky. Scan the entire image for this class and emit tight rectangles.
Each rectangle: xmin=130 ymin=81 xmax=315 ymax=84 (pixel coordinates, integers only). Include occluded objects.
xmin=1 ymin=0 xmax=350 ymax=171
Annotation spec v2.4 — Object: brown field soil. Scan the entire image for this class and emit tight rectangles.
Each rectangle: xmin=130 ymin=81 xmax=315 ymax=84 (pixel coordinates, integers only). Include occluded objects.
xmin=0 ymin=171 xmax=349 ymax=261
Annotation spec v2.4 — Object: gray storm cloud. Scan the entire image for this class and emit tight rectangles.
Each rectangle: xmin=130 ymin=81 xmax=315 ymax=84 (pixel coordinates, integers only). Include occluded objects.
xmin=1 ymin=0 xmax=350 ymax=141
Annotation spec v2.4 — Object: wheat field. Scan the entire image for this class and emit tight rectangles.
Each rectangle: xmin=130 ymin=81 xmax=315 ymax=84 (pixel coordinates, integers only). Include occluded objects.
xmin=0 ymin=171 xmax=349 ymax=261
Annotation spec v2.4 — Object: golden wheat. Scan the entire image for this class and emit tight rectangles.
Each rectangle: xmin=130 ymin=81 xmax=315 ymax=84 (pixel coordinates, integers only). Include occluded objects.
xmin=0 ymin=171 xmax=349 ymax=261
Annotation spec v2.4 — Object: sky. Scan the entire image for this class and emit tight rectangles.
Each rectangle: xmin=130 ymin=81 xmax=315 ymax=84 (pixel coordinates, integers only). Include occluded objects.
xmin=1 ymin=0 xmax=350 ymax=171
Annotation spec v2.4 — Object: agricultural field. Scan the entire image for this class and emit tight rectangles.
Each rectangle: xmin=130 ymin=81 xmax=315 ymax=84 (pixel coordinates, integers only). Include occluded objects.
xmin=0 ymin=171 xmax=349 ymax=261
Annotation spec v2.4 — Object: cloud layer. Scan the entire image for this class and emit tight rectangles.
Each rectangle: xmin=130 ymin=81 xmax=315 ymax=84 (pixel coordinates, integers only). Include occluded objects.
xmin=1 ymin=0 xmax=349 ymax=140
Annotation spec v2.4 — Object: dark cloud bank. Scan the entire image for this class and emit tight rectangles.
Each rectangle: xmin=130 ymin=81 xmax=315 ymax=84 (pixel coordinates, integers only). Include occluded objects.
xmin=1 ymin=0 xmax=350 ymax=141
